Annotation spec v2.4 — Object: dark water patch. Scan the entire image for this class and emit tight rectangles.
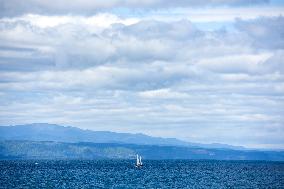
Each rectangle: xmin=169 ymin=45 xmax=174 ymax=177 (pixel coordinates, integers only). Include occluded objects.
xmin=0 ymin=160 xmax=283 ymax=188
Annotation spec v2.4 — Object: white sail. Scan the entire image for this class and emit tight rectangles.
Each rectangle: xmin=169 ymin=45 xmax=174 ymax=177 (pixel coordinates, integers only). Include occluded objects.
xmin=136 ymin=154 xmax=140 ymax=166
xmin=139 ymin=156 xmax=142 ymax=165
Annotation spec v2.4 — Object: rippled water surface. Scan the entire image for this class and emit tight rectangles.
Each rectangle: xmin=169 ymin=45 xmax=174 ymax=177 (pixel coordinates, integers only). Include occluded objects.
xmin=0 ymin=160 xmax=283 ymax=188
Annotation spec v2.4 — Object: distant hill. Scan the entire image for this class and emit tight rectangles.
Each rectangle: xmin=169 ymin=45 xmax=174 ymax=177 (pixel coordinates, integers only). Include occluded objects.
xmin=0 ymin=123 xmax=245 ymax=150
xmin=0 ymin=141 xmax=283 ymax=161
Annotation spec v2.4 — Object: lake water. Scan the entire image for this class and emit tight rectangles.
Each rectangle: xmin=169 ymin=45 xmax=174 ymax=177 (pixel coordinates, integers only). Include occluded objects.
xmin=0 ymin=160 xmax=283 ymax=188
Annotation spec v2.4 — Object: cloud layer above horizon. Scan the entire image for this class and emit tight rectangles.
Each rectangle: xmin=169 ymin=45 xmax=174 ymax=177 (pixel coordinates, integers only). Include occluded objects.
xmin=0 ymin=0 xmax=284 ymax=149
xmin=0 ymin=0 xmax=270 ymax=17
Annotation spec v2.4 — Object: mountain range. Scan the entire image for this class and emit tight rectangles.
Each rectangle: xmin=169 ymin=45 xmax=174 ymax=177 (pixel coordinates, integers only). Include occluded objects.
xmin=0 ymin=123 xmax=245 ymax=150
xmin=0 ymin=123 xmax=283 ymax=161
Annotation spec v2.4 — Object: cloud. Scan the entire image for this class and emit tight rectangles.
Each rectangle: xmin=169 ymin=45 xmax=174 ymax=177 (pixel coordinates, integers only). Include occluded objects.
xmin=119 ymin=19 xmax=202 ymax=40
xmin=1 ymin=14 xmax=283 ymax=72
xmin=0 ymin=12 xmax=284 ymax=148
xmin=0 ymin=17 xmax=201 ymax=70
xmin=196 ymin=53 xmax=272 ymax=74
xmin=1 ymin=15 xmax=284 ymax=93
xmin=0 ymin=0 xmax=269 ymax=17
xmin=235 ymin=16 xmax=284 ymax=49
xmin=138 ymin=88 xmax=190 ymax=99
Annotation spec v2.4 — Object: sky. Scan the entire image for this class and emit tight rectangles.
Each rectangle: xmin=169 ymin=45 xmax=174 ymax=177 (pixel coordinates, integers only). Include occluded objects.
xmin=0 ymin=0 xmax=284 ymax=149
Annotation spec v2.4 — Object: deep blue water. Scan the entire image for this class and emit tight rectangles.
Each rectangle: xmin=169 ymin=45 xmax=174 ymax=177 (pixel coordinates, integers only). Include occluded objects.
xmin=0 ymin=160 xmax=283 ymax=188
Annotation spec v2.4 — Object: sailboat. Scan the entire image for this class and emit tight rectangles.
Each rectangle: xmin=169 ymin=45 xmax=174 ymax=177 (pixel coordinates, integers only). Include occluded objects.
xmin=135 ymin=154 xmax=143 ymax=168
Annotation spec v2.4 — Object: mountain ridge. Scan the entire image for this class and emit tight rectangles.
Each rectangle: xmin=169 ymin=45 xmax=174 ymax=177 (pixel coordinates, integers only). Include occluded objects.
xmin=0 ymin=123 xmax=246 ymax=150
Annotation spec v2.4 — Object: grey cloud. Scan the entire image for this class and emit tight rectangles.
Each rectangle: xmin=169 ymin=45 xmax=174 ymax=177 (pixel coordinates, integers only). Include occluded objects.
xmin=117 ymin=20 xmax=203 ymax=40
xmin=1 ymin=16 xmax=284 ymax=78
xmin=0 ymin=45 xmax=35 ymax=52
xmin=0 ymin=19 xmax=202 ymax=71
xmin=0 ymin=56 xmax=54 ymax=72
xmin=261 ymin=50 xmax=284 ymax=73
xmin=235 ymin=16 xmax=284 ymax=49
xmin=1 ymin=16 xmax=283 ymax=76
xmin=0 ymin=62 xmax=198 ymax=92
xmin=0 ymin=0 xmax=269 ymax=17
